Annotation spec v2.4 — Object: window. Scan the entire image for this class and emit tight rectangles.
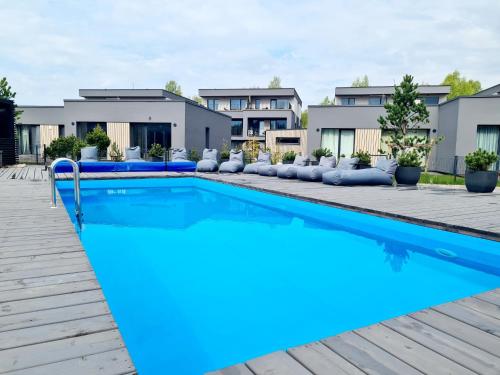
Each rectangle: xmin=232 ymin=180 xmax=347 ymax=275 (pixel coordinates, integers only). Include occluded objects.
xmin=477 ymin=125 xmax=500 ymax=170
xmin=254 ymin=99 xmax=261 ymax=109
xmin=270 ymin=119 xmax=287 ymax=130
xmin=76 ymin=122 xmax=107 ymax=139
xmin=368 ymin=96 xmax=385 ymax=105
xmin=270 ymin=99 xmax=290 ymax=109
xmin=340 ymin=97 xmax=356 ymax=106
xmin=207 ymin=99 xmax=219 ymax=111
xmin=231 ymin=119 xmax=243 ymax=136
xmin=16 ymin=125 xmax=40 ymax=155
xmin=320 ymin=129 xmax=355 ymax=158
xmin=423 ymin=96 xmax=439 ymax=105
xmin=277 ymin=137 xmax=300 ymax=145
xmin=205 ymin=127 xmax=210 ymax=149
xmin=230 ymin=98 xmax=247 ymax=110
xmin=58 ymin=125 xmax=65 ymax=138
xmin=130 ymin=123 xmax=171 ymax=157
xmin=248 ymin=119 xmax=265 ymax=136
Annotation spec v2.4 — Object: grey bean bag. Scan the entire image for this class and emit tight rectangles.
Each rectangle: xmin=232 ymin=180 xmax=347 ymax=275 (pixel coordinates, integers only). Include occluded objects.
xmin=243 ymin=151 xmax=271 ymax=174
xmin=323 ymin=158 xmax=397 ymax=186
xmin=196 ymin=149 xmax=219 ymax=172
xmin=297 ymin=156 xmax=337 ymax=181
xmin=172 ymin=147 xmax=190 ymax=162
xmin=80 ymin=146 xmax=98 ymax=161
xmin=277 ymin=155 xmax=310 ymax=179
xmin=258 ymin=164 xmax=279 ymax=176
xmin=219 ymin=150 xmax=244 ymax=173
xmin=125 ymin=146 xmax=145 ymax=162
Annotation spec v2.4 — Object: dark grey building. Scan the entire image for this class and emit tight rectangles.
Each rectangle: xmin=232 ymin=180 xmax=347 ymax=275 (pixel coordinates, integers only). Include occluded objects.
xmin=198 ymin=88 xmax=302 ymax=148
xmin=18 ymin=89 xmax=231 ymax=161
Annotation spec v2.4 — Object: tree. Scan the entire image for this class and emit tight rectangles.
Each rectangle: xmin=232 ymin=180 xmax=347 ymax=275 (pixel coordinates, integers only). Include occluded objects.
xmin=320 ymin=96 xmax=334 ymax=105
xmin=85 ymin=124 xmax=110 ymax=157
xmin=377 ymin=75 xmax=442 ymax=170
xmin=0 ymin=77 xmax=22 ymax=122
xmin=268 ymin=76 xmax=282 ymax=88
xmin=442 ymin=70 xmax=481 ymax=100
xmin=352 ymin=75 xmax=369 ymax=87
xmin=191 ymin=95 xmax=203 ymax=105
xmin=165 ymin=80 xmax=182 ymax=96
xmin=301 ymin=110 xmax=308 ymax=128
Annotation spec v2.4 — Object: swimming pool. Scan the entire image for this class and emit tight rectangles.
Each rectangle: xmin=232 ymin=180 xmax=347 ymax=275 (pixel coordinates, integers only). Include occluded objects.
xmin=57 ymin=177 xmax=500 ymax=375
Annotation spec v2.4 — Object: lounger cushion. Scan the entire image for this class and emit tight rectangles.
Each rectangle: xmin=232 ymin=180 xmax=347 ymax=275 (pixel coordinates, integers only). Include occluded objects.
xmin=244 ymin=162 xmax=268 ymax=174
xmin=197 ymin=148 xmax=219 ymax=172
xmin=375 ymin=158 xmax=398 ymax=174
xmin=172 ymin=148 xmax=190 ymax=162
xmin=258 ymin=164 xmax=278 ymax=176
xmin=297 ymin=166 xmax=335 ymax=181
xmin=322 ymin=168 xmax=394 ymax=186
xmin=257 ymin=151 xmax=271 ymax=163
xmin=219 ymin=150 xmax=244 ymax=173
xmin=202 ymin=148 xmax=218 ymax=161
xmin=125 ymin=146 xmax=143 ymax=161
xmin=80 ymin=146 xmax=98 ymax=161
xmin=277 ymin=165 xmax=300 ymax=179
xmin=293 ymin=155 xmax=309 ymax=166
xmin=337 ymin=157 xmax=359 ymax=170
xmin=319 ymin=156 xmax=336 ymax=168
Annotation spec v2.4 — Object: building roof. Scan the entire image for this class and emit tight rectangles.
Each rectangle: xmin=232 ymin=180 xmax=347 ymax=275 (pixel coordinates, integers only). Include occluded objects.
xmin=335 ymin=85 xmax=451 ymax=96
xmin=198 ymin=88 xmax=302 ymax=105
xmin=473 ymin=83 xmax=500 ymax=97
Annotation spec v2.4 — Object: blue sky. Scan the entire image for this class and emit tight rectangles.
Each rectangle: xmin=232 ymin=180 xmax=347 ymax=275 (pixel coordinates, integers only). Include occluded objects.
xmin=1 ymin=0 xmax=499 ymax=106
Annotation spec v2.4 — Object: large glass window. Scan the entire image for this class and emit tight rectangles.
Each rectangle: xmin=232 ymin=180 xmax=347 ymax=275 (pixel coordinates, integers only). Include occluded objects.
xmin=76 ymin=122 xmax=107 ymax=139
xmin=270 ymin=99 xmax=290 ymax=109
xmin=230 ymin=98 xmax=247 ymax=110
xmin=423 ymin=96 xmax=439 ymax=105
xmin=277 ymin=137 xmax=300 ymax=145
xmin=368 ymin=96 xmax=385 ymax=105
xmin=477 ymin=125 xmax=500 ymax=170
xmin=270 ymin=119 xmax=287 ymax=130
xmin=248 ymin=119 xmax=265 ymax=136
xmin=231 ymin=119 xmax=243 ymax=136
xmin=340 ymin=97 xmax=356 ymax=106
xmin=207 ymin=99 xmax=219 ymax=111
xmin=16 ymin=125 xmax=40 ymax=155
xmin=321 ymin=129 xmax=355 ymax=158
xmin=130 ymin=123 xmax=171 ymax=157
xmin=254 ymin=99 xmax=261 ymax=109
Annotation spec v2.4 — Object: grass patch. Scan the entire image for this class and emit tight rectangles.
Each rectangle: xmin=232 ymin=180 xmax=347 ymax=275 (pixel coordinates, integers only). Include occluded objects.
xmin=419 ymin=172 xmax=500 ymax=186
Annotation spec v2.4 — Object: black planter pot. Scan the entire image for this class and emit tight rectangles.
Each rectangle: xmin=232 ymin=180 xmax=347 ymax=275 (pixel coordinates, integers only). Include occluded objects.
xmin=357 ymin=163 xmax=371 ymax=170
xmin=151 ymin=156 xmax=163 ymax=162
xmin=395 ymin=166 xmax=421 ymax=185
xmin=465 ymin=170 xmax=498 ymax=193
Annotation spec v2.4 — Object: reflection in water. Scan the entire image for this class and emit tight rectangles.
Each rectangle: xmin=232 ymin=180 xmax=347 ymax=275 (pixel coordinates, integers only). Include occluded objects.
xmin=380 ymin=240 xmax=411 ymax=272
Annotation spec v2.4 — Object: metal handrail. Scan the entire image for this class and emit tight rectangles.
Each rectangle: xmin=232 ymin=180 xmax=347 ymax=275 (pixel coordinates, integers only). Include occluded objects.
xmin=49 ymin=158 xmax=83 ymax=226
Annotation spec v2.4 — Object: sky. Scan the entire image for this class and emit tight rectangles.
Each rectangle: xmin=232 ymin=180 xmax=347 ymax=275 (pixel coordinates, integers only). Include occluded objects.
xmin=1 ymin=0 xmax=499 ymax=107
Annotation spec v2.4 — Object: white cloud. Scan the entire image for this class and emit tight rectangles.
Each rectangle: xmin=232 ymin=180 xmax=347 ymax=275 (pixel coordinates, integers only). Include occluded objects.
xmin=0 ymin=0 xmax=499 ymax=106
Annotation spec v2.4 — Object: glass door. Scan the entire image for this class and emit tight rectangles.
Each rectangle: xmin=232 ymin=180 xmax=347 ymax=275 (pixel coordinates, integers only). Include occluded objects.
xmin=130 ymin=123 xmax=172 ymax=157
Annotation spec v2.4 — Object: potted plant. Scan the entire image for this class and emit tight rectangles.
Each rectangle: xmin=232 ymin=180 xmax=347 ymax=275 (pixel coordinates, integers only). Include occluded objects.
xmin=188 ymin=149 xmax=200 ymax=162
xmin=282 ymin=150 xmax=296 ymax=164
xmin=85 ymin=124 xmax=110 ymax=159
xmin=395 ymin=150 xmax=422 ymax=185
xmin=109 ymin=142 xmax=123 ymax=161
xmin=352 ymin=150 xmax=371 ymax=169
xmin=148 ymin=143 xmax=165 ymax=162
xmin=312 ymin=147 xmax=332 ymax=165
xmin=464 ymin=149 xmax=499 ymax=193
xmin=220 ymin=139 xmax=230 ymax=162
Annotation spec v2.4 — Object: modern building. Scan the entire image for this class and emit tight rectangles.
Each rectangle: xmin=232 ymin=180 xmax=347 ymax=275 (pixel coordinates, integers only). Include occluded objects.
xmin=307 ymin=84 xmax=500 ymax=173
xmin=0 ymin=99 xmax=17 ymax=166
xmin=198 ymin=88 xmax=302 ymax=149
xmin=17 ymin=89 xmax=231 ymax=162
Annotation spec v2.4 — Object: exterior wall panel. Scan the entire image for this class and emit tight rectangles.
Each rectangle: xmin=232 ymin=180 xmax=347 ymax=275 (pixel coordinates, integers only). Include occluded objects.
xmin=106 ymin=122 xmax=130 ymax=156
xmin=354 ymin=128 xmax=382 ymax=164
xmin=265 ymin=129 xmax=307 ymax=156
xmin=40 ymin=125 xmax=59 ymax=148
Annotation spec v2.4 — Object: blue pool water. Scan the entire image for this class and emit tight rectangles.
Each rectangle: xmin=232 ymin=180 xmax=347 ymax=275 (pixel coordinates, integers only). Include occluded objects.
xmin=57 ymin=178 xmax=500 ymax=375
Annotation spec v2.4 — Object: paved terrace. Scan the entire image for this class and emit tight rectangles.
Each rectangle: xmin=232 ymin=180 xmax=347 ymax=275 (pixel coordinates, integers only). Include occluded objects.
xmin=0 ymin=165 xmax=499 ymax=375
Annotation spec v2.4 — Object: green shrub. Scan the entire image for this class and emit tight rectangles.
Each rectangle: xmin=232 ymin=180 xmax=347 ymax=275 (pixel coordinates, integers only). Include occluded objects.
xmin=398 ymin=150 xmax=421 ymax=167
xmin=85 ymin=125 xmax=110 ymax=156
xmin=109 ymin=142 xmax=123 ymax=161
xmin=465 ymin=149 xmax=499 ymax=171
xmin=45 ymin=135 xmax=87 ymax=160
xmin=220 ymin=139 xmax=230 ymax=159
xmin=312 ymin=147 xmax=332 ymax=160
xmin=352 ymin=150 xmax=371 ymax=165
xmin=71 ymin=138 xmax=88 ymax=160
xmin=282 ymin=150 xmax=297 ymax=162
xmin=188 ymin=149 xmax=200 ymax=162
xmin=148 ymin=143 xmax=165 ymax=158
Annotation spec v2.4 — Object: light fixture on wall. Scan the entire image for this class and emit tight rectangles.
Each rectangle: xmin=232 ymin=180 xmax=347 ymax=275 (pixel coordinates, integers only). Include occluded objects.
xmin=173 ymin=123 xmax=177 ymax=127
xmin=316 ymin=128 xmax=319 ymax=132
xmin=71 ymin=122 xmax=75 ymax=126
xmin=148 ymin=116 xmax=152 ymax=120
xmin=432 ymin=129 xmax=437 ymax=133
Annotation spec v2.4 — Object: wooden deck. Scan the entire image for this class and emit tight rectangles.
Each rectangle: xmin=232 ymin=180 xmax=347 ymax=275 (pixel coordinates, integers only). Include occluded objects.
xmin=207 ymin=289 xmax=500 ymax=375
xmin=0 ymin=178 xmax=136 ymax=374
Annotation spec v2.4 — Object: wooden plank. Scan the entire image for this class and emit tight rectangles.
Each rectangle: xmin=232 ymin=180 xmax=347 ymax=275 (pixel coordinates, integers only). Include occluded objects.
xmin=432 ymin=302 xmax=500 ymax=337
xmin=322 ymin=331 xmax=422 ymax=375
xmin=4 ymin=348 xmax=134 ymax=375
xmin=476 ymin=290 xmax=500 ymax=307
xmin=455 ymin=297 xmax=500 ymax=320
xmin=206 ymin=364 xmax=255 ymax=375
xmin=384 ymin=316 xmax=500 ymax=375
xmin=246 ymin=351 xmax=312 ymax=375
xmin=0 ymin=257 xmax=89 ymax=274
xmin=0 ymin=263 xmax=92 ymax=282
xmin=0 ymin=251 xmax=85 ymax=266
xmin=0 ymin=301 xmax=109 ymax=333
xmin=0 ymin=271 xmax=96 ymax=292
xmin=356 ymin=324 xmax=476 ymax=375
xmin=0 ymin=247 xmax=83 ymax=260
xmin=410 ymin=309 xmax=500 ymax=357
xmin=288 ymin=342 xmax=365 ymax=375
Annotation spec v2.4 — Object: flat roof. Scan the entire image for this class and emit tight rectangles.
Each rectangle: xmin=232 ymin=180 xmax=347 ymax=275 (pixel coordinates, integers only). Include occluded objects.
xmin=198 ymin=88 xmax=302 ymax=105
xmin=335 ymin=85 xmax=451 ymax=96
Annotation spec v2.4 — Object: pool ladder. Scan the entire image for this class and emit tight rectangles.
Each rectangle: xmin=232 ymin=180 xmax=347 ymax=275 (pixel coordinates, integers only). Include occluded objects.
xmin=49 ymin=158 xmax=83 ymax=227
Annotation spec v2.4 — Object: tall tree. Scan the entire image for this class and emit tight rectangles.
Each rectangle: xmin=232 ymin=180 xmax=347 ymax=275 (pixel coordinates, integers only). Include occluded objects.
xmin=0 ymin=77 xmax=22 ymax=121
xmin=191 ymin=95 xmax=203 ymax=105
xmin=268 ymin=76 xmax=282 ymax=88
xmin=320 ymin=96 xmax=334 ymax=105
xmin=442 ymin=70 xmax=481 ymax=99
xmin=352 ymin=75 xmax=369 ymax=87
xmin=164 ymin=80 xmax=182 ymax=96
xmin=301 ymin=110 xmax=308 ymax=128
